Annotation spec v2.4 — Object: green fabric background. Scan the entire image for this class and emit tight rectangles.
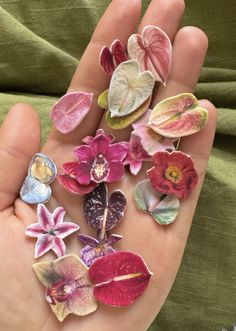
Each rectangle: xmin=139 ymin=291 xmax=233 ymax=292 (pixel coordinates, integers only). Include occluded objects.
xmin=0 ymin=0 xmax=235 ymax=330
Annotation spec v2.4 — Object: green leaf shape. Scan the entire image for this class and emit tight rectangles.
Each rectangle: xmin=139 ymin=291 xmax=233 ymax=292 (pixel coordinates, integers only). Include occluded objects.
xmin=134 ymin=179 xmax=180 ymax=225
xmin=148 ymin=93 xmax=209 ymax=138
xmin=106 ymin=96 xmax=151 ymax=129
xmin=98 ymin=89 xmax=109 ymax=109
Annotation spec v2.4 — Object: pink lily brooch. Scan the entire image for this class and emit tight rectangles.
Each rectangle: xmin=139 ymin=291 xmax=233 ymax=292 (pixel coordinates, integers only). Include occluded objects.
xmin=25 ymin=204 xmax=80 ymax=258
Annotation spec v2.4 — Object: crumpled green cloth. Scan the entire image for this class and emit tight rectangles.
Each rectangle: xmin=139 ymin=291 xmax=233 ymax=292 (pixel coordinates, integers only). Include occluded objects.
xmin=0 ymin=1 xmax=235 ymax=330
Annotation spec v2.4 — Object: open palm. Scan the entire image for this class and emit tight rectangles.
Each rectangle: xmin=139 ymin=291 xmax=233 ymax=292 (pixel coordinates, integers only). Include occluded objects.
xmin=0 ymin=1 xmax=216 ymax=330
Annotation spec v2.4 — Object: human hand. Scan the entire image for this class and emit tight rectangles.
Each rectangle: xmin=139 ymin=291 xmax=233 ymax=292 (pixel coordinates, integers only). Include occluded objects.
xmin=0 ymin=0 xmax=216 ymax=330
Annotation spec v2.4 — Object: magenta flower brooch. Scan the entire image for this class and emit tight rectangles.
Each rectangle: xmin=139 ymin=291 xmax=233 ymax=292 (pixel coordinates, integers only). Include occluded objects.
xmin=21 ymin=25 xmax=209 ymax=322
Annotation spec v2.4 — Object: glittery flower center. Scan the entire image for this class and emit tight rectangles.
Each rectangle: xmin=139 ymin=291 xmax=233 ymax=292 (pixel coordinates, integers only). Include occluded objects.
xmin=165 ymin=165 xmax=182 ymax=183
xmin=91 ymin=154 xmax=109 ymax=182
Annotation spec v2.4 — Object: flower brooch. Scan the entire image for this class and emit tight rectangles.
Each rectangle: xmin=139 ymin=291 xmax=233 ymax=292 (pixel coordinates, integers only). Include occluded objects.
xmin=21 ymin=25 xmax=209 ymax=322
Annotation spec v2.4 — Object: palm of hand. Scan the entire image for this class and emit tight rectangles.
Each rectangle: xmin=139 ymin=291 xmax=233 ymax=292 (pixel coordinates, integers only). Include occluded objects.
xmin=0 ymin=1 xmax=216 ymax=331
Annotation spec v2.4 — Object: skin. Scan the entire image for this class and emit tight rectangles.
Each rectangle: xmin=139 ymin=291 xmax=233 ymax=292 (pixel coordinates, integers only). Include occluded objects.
xmin=0 ymin=0 xmax=217 ymax=330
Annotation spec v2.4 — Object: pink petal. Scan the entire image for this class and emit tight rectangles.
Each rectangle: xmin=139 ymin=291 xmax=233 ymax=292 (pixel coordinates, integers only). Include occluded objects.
xmin=129 ymin=161 xmax=142 ymax=176
xmin=132 ymin=109 xmax=175 ymax=156
xmin=53 ymin=254 xmax=88 ymax=281
xmin=54 ymin=222 xmax=80 ymax=239
xmin=99 ymin=46 xmax=115 ymax=76
xmin=106 ymin=143 xmax=128 ymax=162
xmin=82 ymin=135 xmax=94 ymax=145
xmin=129 ymin=134 xmax=150 ymax=160
xmin=25 ymin=223 xmax=43 ymax=238
xmin=128 ymin=25 xmax=172 ymax=85
xmin=37 ymin=204 xmax=54 ymax=231
xmin=106 ymin=161 xmax=125 ymax=183
xmin=111 ymin=39 xmax=127 ymax=66
xmin=50 ymin=92 xmax=93 ymax=134
xmin=63 ymin=162 xmax=78 ymax=176
xmin=58 ymin=174 xmax=97 ymax=195
xmin=68 ymin=278 xmax=97 ymax=317
xmin=74 ymin=145 xmax=93 ymax=162
xmin=90 ymin=134 xmax=110 ymax=156
xmin=35 ymin=234 xmax=54 ymax=258
xmin=76 ymin=162 xmax=92 ymax=185
xmin=52 ymin=237 xmax=66 ymax=257
xmin=52 ymin=207 xmax=66 ymax=227
xmin=132 ymin=109 xmax=152 ymax=130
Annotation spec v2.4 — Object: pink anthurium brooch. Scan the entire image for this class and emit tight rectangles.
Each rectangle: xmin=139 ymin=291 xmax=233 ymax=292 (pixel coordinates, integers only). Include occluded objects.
xmin=100 ymin=39 xmax=127 ymax=76
xmin=127 ymin=25 xmax=172 ymax=85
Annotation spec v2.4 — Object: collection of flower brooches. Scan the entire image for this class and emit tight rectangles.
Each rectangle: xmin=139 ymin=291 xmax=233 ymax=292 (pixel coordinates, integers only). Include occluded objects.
xmin=20 ymin=26 xmax=208 ymax=322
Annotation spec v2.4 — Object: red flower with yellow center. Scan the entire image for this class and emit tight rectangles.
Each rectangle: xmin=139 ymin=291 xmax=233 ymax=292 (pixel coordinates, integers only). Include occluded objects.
xmin=147 ymin=151 xmax=198 ymax=199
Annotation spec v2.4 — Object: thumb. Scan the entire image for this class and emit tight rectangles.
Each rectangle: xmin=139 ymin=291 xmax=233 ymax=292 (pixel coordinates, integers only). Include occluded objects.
xmin=0 ymin=103 xmax=41 ymax=211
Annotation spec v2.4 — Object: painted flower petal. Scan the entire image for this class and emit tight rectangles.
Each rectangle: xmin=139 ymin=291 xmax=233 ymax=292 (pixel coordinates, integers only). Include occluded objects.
xmin=20 ymin=175 xmax=52 ymax=204
xmin=148 ymin=93 xmax=209 ymax=138
xmin=76 ymin=162 xmax=92 ymax=185
xmin=127 ymin=25 xmax=172 ymax=84
xmin=132 ymin=108 xmax=175 ymax=155
xmin=108 ymin=60 xmax=155 ymax=118
xmin=81 ymin=245 xmax=116 ymax=267
xmin=52 ymin=207 xmax=66 ymax=227
xmin=67 ymin=276 xmax=97 ymax=318
xmin=74 ymin=145 xmax=93 ymax=162
xmin=33 ymin=261 xmax=60 ymax=288
xmin=62 ymin=162 xmax=78 ymax=176
xmin=90 ymin=133 xmax=110 ymax=156
xmin=29 ymin=153 xmax=57 ymax=185
xmin=37 ymin=203 xmax=54 ymax=230
xmin=84 ymin=183 xmax=108 ymax=230
xmin=106 ymin=161 xmax=125 ymax=183
xmin=98 ymin=89 xmax=109 ymax=109
xmin=99 ymin=46 xmax=115 ymax=76
xmin=55 ymin=222 xmax=80 ymax=239
xmin=53 ymin=254 xmax=88 ymax=281
xmin=111 ymin=39 xmax=127 ymax=66
xmin=106 ymin=143 xmax=128 ymax=162
xmin=106 ymin=96 xmax=151 ymax=129
xmin=25 ymin=223 xmax=43 ymax=238
xmin=129 ymin=161 xmax=142 ymax=176
xmin=123 ymin=134 xmax=151 ymax=175
xmin=89 ymin=251 xmax=152 ymax=306
xmin=58 ymin=174 xmax=97 ymax=195
xmin=35 ymin=234 xmax=54 ymax=258
xmin=106 ymin=234 xmax=123 ymax=245
xmin=100 ymin=40 xmax=127 ymax=76
xmin=134 ymin=179 xmax=180 ymax=224
xmin=78 ymin=234 xmax=100 ymax=247
xmin=50 ymin=92 xmax=93 ymax=134
xmin=106 ymin=189 xmax=127 ymax=230
xmin=52 ymin=237 xmax=66 ymax=257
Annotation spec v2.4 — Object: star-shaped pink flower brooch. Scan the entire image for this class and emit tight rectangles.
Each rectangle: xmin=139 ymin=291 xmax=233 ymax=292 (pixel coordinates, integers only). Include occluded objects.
xmin=25 ymin=204 xmax=80 ymax=258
